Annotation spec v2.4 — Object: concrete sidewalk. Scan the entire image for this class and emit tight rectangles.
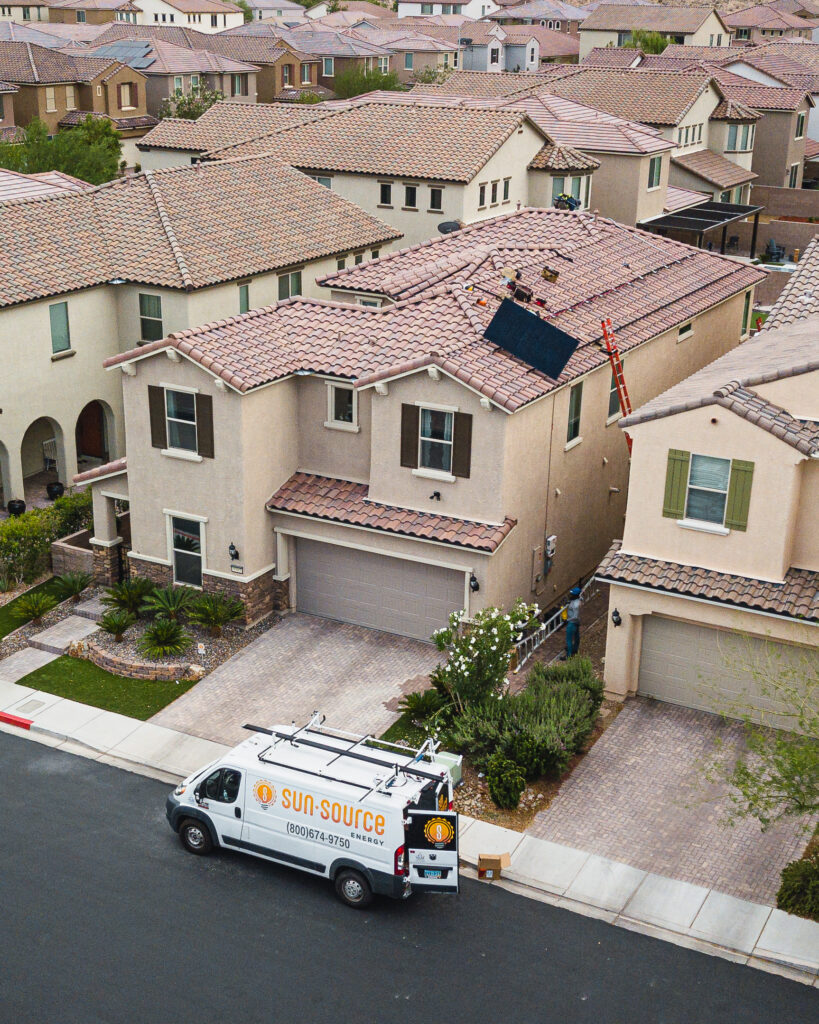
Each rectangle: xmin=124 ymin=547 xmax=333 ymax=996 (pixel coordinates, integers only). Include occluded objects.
xmin=1 ymin=676 xmax=817 ymax=987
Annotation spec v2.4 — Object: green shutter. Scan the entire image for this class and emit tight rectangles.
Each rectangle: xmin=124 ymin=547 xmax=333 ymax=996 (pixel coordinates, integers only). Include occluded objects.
xmin=662 ymin=449 xmax=690 ymax=519
xmin=725 ymin=460 xmax=754 ymax=531
xmin=49 ymin=302 xmax=70 ymax=354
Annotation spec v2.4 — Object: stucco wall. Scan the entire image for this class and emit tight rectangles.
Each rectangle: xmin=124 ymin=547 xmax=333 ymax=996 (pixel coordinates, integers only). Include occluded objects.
xmin=462 ymin=120 xmax=545 ymax=224
xmin=296 ymin=376 xmax=372 ymax=483
xmin=751 ymin=105 xmax=807 ymax=187
xmin=790 ymin=458 xmax=819 ymax=570
xmin=588 ymin=151 xmax=667 ymax=225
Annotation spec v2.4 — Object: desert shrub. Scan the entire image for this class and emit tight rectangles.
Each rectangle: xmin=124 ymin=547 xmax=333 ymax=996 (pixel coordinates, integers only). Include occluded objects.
xmin=102 ymin=578 xmax=156 ymax=618
xmin=12 ymin=590 xmax=57 ymax=624
xmin=53 ymin=571 xmax=92 ymax=603
xmin=0 ymin=490 xmax=93 ymax=583
xmin=0 ymin=572 xmax=12 ymax=592
xmin=487 ymin=753 xmax=525 ymax=810
xmin=49 ymin=489 xmax=93 ymax=537
xmin=188 ymin=593 xmax=244 ymax=637
xmin=138 ymin=618 xmax=192 ymax=659
xmin=142 ymin=584 xmax=195 ymax=621
xmin=398 ymin=688 xmax=446 ymax=721
xmin=777 ymin=848 xmax=819 ymax=922
xmin=99 ymin=609 xmax=136 ymax=642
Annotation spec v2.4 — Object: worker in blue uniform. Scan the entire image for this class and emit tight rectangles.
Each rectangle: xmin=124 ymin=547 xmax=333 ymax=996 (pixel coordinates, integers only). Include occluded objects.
xmin=565 ymin=586 xmax=582 ymax=659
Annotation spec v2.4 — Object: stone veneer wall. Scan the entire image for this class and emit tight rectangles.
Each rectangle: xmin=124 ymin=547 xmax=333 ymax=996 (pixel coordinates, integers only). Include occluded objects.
xmin=52 ymin=529 xmax=94 ymax=576
xmin=128 ymin=556 xmax=290 ymax=624
xmin=69 ymin=638 xmax=204 ymax=682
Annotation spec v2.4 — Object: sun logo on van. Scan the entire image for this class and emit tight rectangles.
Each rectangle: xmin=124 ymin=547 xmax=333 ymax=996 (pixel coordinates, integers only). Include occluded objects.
xmin=424 ymin=817 xmax=455 ymax=847
xmin=253 ymin=780 xmax=276 ymax=808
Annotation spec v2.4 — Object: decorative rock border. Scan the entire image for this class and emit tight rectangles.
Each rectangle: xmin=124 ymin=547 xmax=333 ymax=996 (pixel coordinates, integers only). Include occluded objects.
xmin=68 ymin=638 xmax=206 ymax=682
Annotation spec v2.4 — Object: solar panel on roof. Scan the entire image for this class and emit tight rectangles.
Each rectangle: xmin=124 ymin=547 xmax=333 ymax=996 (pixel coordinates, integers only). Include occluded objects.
xmin=483 ymin=298 xmax=578 ymax=381
xmin=91 ymin=40 xmax=154 ymax=68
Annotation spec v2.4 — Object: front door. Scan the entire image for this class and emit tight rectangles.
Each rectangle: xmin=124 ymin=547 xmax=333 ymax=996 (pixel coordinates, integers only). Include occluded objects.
xmin=76 ymin=402 xmax=106 ymax=460
xmin=406 ymin=810 xmax=459 ymax=894
xmin=195 ymin=766 xmax=245 ymax=847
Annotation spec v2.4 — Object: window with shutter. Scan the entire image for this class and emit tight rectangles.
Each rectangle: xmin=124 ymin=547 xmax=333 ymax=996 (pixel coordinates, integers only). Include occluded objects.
xmin=148 ymin=386 xmax=167 ymax=449
xmin=452 ymin=412 xmax=472 ymax=479
xmin=662 ymin=449 xmax=690 ymax=519
xmin=724 ymin=460 xmax=754 ymax=531
xmin=195 ymin=393 xmax=214 ymax=459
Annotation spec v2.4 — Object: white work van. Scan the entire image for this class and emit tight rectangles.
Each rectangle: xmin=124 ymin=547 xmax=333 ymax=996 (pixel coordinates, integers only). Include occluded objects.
xmin=165 ymin=714 xmax=462 ymax=907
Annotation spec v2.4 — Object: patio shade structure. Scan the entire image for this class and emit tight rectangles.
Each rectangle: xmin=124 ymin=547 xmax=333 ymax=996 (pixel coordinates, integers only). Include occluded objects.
xmin=639 ymin=202 xmax=763 ymax=259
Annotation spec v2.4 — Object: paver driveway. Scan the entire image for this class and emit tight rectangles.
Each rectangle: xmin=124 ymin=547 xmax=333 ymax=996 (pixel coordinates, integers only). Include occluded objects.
xmin=528 ymin=697 xmax=812 ymax=905
xmin=151 ymin=613 xmax=441 ymax=745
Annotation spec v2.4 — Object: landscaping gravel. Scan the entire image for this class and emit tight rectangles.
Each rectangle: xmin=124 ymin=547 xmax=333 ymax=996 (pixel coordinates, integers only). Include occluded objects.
xmin=0 ymin=593 xmax=81 ymax=656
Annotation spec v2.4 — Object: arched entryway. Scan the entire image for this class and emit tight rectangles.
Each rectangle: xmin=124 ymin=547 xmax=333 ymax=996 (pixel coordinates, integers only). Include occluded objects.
xmin=75 ymin=400 xmax=110 ymax=468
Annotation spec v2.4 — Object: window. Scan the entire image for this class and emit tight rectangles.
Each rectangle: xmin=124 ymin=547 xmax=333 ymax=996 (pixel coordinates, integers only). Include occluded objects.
xmin=584 ymin=174 xmax=591 ymax=209
xmin=405 ymin=52 xmax=413 ymax=71
xmin=45 ymin=87 xmax=56 ymax=113
xmin=309 ymin=174 xmax=332 ymax=188
xmin=22 ymin=5 xmax=30 ymax=19
xmin=173 ymin=75 xmax=183 ymax=92
xmin=551 ymin=175 xmax=564 ymax=202
xmin=300 ymin=63 xmax=311 ymax=85
xmin=371 ymin=249 xmax=379 ymax=259
xmin=570 ymin=176 xmax=581 ymax=201
xmin=502 ymin=177 xmax=510 ymax=202
xmin=735 ymin=27 xmax=749 ymax=40
xmin=231 ymin=74 xmax=247 ymax=97
xmin=378 ymin=56 xmax=389 ymax=74
xmin=789 ymin=162 xmax=799 ymax=188
xmin=529 ymin=46 xmax=535 ymax=63
xmin=404 ymin=184 xmax=417 ymax=209
xmin=120 ymin=82 xmax=133 ymax=108
xmin=453 ymin=50 xmax=458 ymax=68
xmin=566 ymin=383 xmax=582 ymax=443
xmin=683 ymin=126 xmax=689 ymax=145
xmin=421 ymin=2 xmax=433 ymax=12
xmin=165 ymin=390 xmax=197 ymax=453
xmin=647 ymin=155 xmax=662 ymax=190
xmin=139 ymin=294 xmax=163 ymax=341
xmin=49 ymin=302 xmax=70 ymax=355
xmin=716 ymin=33 xmax=722 ymax=45
xmin=171 ymin=516 xmax=202 ymax=586
xmin=282 ymin=63 xmax=291 ymax=85
xmin=489 ymin=46 xmax=500 ymax=65
xmin=337 ymin=256 xmax=346 ymax=270
xmin=191 ymin=74 xmax=199 ymax=90
xmin=742 ymin=290 xmax=751 ymax=337
xmin=685 ymin=455 xmax=730 ymax=526
xmin=419 ymin=408 xmax=453 ymax=473
xmin=354 ymin=252 xmax=364 ymax=265
xmin=740 ymin=123 xmax=750 ymax=150
xmin=211 ymin=13 xmax=218 ymax=25
xmin=490 ymin=180 xmax=499 ymax=205
xmin=796 ymin=111 xmax=806 ymax=139
xmin=76 ymin=10 xmax=86 ymax=21
xmin=379 ymin=181 xmax=392 ymax=206
xmin=607 ymin=368 xmax=621 ymax=419
xmin=239 ymin=283 xmax=249 ymax=314
xmin=320 ymin=56 xmax=334 ymax=78
xmin=278 ymin=270 xmax=302 ymax=300
xmin=326 ymin=383 xmax=357 ymax=430
xmin=697 ymin=123 xmax=703 ymax=143
xmin=65 ymin=85 xmax=76 ymax=110
xmin=429 ymin=186 xmax=443 ymax=211
xmin=678 ymin=321 xmax=693 ymax=341
xmin=478 ymin=182 xmax=487 ymax=207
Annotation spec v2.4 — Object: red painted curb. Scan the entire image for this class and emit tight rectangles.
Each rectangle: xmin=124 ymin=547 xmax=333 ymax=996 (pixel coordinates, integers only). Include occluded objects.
xmin=0 ymin=710 xmax=33 ymax=730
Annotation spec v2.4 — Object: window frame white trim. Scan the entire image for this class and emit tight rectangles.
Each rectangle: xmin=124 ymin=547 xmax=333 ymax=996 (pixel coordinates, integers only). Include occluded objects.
xmin=164 ymin=387 xmax=199 ymax=456
xmin=417 ymin=405 xmax=455 ymax=475
xmin=165 ymin=511 xmax=206 ymax=588
xmin=683 ymin=453 xmax=731 ymax=528
xmin=324 ymin=381 xmax=360 ymax=433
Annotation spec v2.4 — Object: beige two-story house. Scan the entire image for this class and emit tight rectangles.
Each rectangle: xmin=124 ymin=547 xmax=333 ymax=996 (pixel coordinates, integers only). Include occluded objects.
xmin=598 ymin=317 xmax=818 ymax=722
xmin=0 ymin=155 xmax=400 ymax=513
xmin=79 ymin=207 xmax=763 ymax=635
xmin=578 ymin=4 xmax=732 ymax=60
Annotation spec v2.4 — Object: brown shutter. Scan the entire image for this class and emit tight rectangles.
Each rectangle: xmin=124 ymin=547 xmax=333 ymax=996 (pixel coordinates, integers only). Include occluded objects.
xmin=131 ymin=81 xmax=138 ymax=107
xmin=148 ymin=385 xmax=167 ymax=449
xmin=452 ymin=412 xmax=472 ymax=479
xmin=116 ymin=83 xmax=122 ymax=109
xmin=400 ymin=403 xmax=419 ymax=468
xmin=195 ymin=393 xmax=214 ymax=459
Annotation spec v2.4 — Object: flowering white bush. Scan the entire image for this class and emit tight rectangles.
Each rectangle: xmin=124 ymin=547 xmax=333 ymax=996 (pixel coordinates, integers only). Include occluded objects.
xmin=430 ymin=601 xmax=540 ymax=713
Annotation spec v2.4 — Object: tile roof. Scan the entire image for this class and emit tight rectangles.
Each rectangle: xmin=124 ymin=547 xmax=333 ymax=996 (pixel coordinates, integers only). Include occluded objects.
xmin=412 ymin=68 xmax=568 ymax=99
xmin=103 ymin=208 xmax=762 ymax=413
xmin=711 ymin=95 xmax=761 ymax=121
xmin=0 ymin=154 xmax=400 ymax=307
xmin=73 ymin=456 xmax=127 ymax=484
xmin=579 ymin=4 xmax=727 ymax=34
xmin=88 ymin=38 xmax=259 ymax=74
xmin=90 ymin=23 xmax=214 ymax=47
xmin=266 ymin=473 xmax=517 ymax=552
xmin=0 ymin=40 xmax=126 ymax=84
xmin=0 ymin=168 xmax=92 ymax=203
xmin=202 ymin=34 xmax=318 ymax=63
xmin=765 ymin=233 xmax=819 ymax=329
xmin=138 ymin=99 xmax=322 ymax=151
xmin=805 ymin=137 xmax=819 ymax=159
xmin=206 ymin=102 xmax=542 ymax=183
xmin=672 ymin=147 xmax=757 ymax=189
xmin=621 ymin=314 xmax=819 ymax=431
xmin=500 ymin=25 xmax=580 ymax=56
xmin=723 ymin=4 xmax=817 ymax=30
xmin=528 ymin=141 xmax=600 ymax=170
xmin=711 ymin=381 xmax=819 ymax=456
xmin=581 ymin=45 xmax=643 ymax=67
xmin=162 ymin=0 xmax=242 ymax=12
xmin=486 ymin=0 xmax=589 ymax=19
xmin=345 ymin=27 xmax=456 ymax=53
xmin=726 ymin=50 xmax=819 ymax=92
xmin=276 ymin=26 xmax=393 ymax=57
xmin=597 ymin=541 xmax=819 ymax=622
xmin=0 ymin=22 xmax=72 ymax=48
xmin=48 ymin=0 xmax=139 ymax=8
xmin=663 ymin=183 xmax=710 ymax=212
xmin=705 ymin=65 xmax=812 ymax=110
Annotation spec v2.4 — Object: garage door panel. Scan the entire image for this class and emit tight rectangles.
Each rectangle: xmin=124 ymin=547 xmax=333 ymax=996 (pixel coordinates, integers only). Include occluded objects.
xmin=638 ymin=616 xmax=814 ymax=726
xmin=295 ymin=539 xmax=463 ymax=641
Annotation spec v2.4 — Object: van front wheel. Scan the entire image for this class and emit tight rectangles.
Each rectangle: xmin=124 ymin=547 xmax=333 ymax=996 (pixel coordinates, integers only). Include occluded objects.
xmin=179 ymin=818 xmax=213 ymax=856
xmin=335 ymin=869 xmax=373 ymax=908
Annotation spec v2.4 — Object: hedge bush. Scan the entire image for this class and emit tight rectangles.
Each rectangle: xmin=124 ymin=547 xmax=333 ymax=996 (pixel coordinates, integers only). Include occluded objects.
xmin=446 ymin=657 xmax=603 ymax=780
xmin=777 ymin=848 xmax=819 ymax=922
xmin=487 ymin=753 xmax=525 ymax=810
xmin=0 ymin=490 xmax=92 ymax=583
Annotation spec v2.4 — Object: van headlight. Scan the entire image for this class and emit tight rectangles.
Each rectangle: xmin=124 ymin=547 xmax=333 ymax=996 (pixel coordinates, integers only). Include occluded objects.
xmin=173 ymin=785 xmax=186 ymax=797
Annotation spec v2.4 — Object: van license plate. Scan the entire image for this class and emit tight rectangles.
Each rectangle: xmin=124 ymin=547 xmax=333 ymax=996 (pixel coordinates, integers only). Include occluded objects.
xmin=424 ymin=870 xmax=442 ymax=879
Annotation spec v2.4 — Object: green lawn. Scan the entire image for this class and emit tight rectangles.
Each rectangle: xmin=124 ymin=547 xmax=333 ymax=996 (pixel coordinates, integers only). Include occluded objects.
xmin=380 ymin=711 xmax=427 ymax=748
xmin=20 ymin=655 xmax=197 ymax=720
xmin=0 ymin=578 xmax=62 ymax=641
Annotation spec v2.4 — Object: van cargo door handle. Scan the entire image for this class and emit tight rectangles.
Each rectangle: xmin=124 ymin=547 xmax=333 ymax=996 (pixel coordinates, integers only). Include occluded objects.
xmin=235 ymin=808 xmax=241 ymax=819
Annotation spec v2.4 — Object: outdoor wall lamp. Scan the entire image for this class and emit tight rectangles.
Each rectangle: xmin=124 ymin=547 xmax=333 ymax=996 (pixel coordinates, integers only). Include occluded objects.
xmin=229 ymin=543 xmax=240 ymax=561
xmin=469 ymin=573 xmax=480 ymax=593
xmin=611 ymin=608 xmax=622 ymax=627
xmin=429 ymin=491 xmax=441 ymax=501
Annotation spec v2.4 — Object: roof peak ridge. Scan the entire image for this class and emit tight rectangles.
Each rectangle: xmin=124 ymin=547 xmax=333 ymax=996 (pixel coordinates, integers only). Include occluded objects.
xmin=142 ymin=169 xmax=194 ymax=291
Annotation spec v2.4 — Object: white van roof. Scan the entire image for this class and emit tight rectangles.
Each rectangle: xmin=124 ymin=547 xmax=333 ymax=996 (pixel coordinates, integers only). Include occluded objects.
xmin=225 ymin=723 xmax=449 ymax=808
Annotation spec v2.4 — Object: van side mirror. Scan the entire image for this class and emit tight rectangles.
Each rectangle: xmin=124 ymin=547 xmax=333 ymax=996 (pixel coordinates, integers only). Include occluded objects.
xmin=194 ymin=785 xmax=202 ymax=803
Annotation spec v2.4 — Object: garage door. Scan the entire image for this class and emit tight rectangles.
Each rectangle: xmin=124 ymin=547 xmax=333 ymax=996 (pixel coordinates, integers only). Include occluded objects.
xmin=294 ymin=538 xmax=465 ymax=642
xmin=638 ymin=616 xmax=814 ymax=725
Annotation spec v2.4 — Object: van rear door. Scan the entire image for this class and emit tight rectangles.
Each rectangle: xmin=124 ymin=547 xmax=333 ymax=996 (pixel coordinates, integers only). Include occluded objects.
xmin=405 ymin=809 xmax=459 ymax=894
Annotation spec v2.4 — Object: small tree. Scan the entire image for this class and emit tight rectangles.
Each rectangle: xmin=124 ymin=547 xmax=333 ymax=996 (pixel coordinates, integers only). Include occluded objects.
xmin=0 ymin=115 xmax=121 ymax=184
xmin=332 ymin=67 xmax=402 ymax=99
xmin=430 ymin=601 xmax=540 ymax=714
xmin=622 ymin=29 xmax=669 ymax=54
xmin=236 ymin=0 xmax=253 ymax=21
xmin=158 ymin=84 xmax=224 ymax=121
xmin=295 ymin=90 xmax=322 ymax=104
xmin=412 ymin=65 xmax=452 ymax=86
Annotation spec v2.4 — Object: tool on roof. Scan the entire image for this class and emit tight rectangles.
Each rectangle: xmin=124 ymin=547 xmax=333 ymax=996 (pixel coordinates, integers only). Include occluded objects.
xmin=601 ymin=317 xmax=633 ymax=454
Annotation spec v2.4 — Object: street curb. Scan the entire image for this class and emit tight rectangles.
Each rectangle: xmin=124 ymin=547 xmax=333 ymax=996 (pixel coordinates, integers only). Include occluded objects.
xmin=0 ymin=710 xmax=32 ymax=729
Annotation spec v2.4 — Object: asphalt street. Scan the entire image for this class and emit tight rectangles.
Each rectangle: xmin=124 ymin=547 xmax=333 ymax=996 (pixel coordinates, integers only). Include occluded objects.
xmin=0 ymin=730 xmax=816 ymax=1024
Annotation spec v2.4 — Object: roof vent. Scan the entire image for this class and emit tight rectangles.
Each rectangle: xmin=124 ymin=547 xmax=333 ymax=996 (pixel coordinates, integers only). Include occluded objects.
xmin=438 ymin=220 xmax=462 ymax=235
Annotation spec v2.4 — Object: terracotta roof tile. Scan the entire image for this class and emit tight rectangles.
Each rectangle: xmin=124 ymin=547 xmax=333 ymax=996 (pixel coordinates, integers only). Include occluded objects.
xmin=672 ymin=148 xmax=757 ymax=189
xmin=597 ymin=540 xmax=819 ymax=622
xmin=73 ymin=456 xmax=127 ymax=484
xmin=528 ymin=141 xmax=600 ymax=171
xmin=580 ymin=5 xmax=728 ymax=34
xmin=765 ymin=233 xmax=819 ymax=329
xmin=266 ymin=472 xmax=516 ymax=552
xmin=0 ymin=39 xmax=126 ymax=83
